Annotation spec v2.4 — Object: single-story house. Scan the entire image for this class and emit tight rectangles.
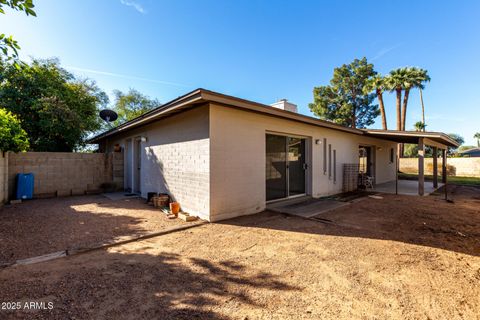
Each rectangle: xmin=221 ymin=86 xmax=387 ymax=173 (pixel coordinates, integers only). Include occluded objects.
xmin=459 ymin=147 xmax=480 ymax=157
xmin=88 ymin=89 xmax=458 ymax=222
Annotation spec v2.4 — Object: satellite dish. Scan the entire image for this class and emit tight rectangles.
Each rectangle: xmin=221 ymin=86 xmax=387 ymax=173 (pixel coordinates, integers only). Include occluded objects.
xmin=100 ymin=109 xmax=118 ymax=123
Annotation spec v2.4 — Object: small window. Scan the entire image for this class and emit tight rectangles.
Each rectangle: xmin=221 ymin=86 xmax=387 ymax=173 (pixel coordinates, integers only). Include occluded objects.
xmin=328 ymin=144 xmax=332 ymax=179
xmin=390 ymin=148 xmax=394 ymax=163
xmin=333 ymin=149 xmax=337 ymax=183
xmin=323 ymin=138 xmax=327 ymax=174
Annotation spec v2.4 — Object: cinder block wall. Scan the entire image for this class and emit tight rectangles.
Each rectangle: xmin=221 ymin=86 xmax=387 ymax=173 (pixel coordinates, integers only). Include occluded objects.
xmin=7 ymin=152 xmax=124 ymax=200
xmin=400 ymin=158 xmax=480 ymax=177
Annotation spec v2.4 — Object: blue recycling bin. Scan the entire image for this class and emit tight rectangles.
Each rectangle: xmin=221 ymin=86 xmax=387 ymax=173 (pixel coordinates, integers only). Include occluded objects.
xmin=16 ymin=173 xmax=34 ymax=200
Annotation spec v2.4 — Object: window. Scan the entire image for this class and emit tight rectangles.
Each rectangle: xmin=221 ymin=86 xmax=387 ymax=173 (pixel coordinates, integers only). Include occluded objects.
xmin=323 ymin=138 xmax=327 ymax=174
xmin=328 ymin=144 xmax=332 ymax=179
xmin=390 ymin=148 xmax=394 ymax=163
xmin=333 ymin=149 xmax=337 ymax=183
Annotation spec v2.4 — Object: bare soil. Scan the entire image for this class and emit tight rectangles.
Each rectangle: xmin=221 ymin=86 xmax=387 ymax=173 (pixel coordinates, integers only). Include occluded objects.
xmin=0 ymin=186 xmax=479 ymax=319
xmin=0 ymin=195 xmax=186 ymax=264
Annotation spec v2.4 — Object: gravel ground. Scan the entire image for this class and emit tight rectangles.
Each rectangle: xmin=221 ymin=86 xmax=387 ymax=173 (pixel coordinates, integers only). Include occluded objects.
xmin=0 ymin=195 xmax=186 ymax=264
xmin=0 ymin=186 xmax=479 ymax=319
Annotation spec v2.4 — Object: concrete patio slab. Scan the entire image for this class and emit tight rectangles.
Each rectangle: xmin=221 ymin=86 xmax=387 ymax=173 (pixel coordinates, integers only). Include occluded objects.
xmin=374 ymin=180 xmax=443 ymax=196
xmin=102 ymin=192 xmax=140 ymax=201
xmin=267 ymin=197 xmax=349 ymax=218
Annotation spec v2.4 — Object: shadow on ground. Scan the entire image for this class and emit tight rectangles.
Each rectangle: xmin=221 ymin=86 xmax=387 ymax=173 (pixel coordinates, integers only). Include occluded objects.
xmin=0 ymin=250 xmax=299 ymax=320
xmin=221 ymin=185 xmax=480 ymax=257
xmin=0 ymin=195 xmax=184 ymax=264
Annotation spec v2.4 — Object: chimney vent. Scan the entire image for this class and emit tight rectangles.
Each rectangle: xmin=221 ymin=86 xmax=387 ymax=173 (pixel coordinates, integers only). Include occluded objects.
xmin=270 ymin=99 xmax=297 ymax=113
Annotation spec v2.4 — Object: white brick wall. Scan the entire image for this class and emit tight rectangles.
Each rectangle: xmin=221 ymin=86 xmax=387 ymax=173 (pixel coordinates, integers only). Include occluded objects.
xmin=106 ymin=105 xmax=211 ymax=220
xmin=143 ymin=139 xmax=209 ymax=218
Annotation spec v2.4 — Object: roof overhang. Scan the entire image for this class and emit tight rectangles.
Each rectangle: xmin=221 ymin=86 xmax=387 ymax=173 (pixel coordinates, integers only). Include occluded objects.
xmin=363 ymin=130 xmax=459 ymax=148
xmin=88 ymin=88 xmax=460 ymax=149
xmin=88 ymin=88 xmax=362 ymax=143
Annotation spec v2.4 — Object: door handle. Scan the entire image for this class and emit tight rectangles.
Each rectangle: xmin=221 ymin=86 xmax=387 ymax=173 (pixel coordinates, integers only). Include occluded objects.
xmin=303 ymin=163 xmax=308 ymax=170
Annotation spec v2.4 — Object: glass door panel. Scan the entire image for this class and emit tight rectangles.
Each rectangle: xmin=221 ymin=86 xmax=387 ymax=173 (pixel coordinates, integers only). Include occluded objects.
xmin=288 ymin=137 xmax=306 ymax=196
xmin=266 ymin=134 xmax=287 ymax=201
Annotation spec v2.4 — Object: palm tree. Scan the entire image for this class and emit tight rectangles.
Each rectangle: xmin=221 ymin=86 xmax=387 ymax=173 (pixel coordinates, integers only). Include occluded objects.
xmin=474 ymin=132 xmax=480 ymax=147
xmin=414 ymin=121 xmax=426 ymax=131
xmin=401 ymin=67 xmax=430 ymax=131
xmin=364 ymin=75 xmax=387 ymax=130
xmin=419 ymin=88 xmax=426 ymax=132
xmin=385 ymin=68 xmax=409 ymax=131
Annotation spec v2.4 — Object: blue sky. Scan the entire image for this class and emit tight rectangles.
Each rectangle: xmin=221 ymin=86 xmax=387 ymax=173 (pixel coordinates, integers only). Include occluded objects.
xmin=1 ymin=0 xmax=479 ymax=145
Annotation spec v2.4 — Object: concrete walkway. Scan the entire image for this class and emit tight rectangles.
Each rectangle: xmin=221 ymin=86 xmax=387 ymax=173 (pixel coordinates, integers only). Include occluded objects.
xmin=267 ymin=197 xmax=349 ymax=218
xmin=374 ymin=180 xmax=443 ymax=196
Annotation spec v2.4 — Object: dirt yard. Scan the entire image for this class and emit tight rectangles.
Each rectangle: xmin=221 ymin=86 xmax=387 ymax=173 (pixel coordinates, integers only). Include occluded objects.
xmin=0 ymin=195 xmax=186 ymax=264
xmin=0 ymin=186 xmax=479 ymax=319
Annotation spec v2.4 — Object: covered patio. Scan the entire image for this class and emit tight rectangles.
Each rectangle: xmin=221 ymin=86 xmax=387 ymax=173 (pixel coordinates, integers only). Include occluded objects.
xmin=374 ymin=180 xmax=444 ymax=196
xmin=364 ymin=130 xmax=460 ymax=197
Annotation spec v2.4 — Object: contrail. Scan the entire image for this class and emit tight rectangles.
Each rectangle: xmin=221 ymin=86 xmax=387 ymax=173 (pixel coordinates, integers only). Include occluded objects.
xmin=65 ymin=65 xmax=192 ymax=88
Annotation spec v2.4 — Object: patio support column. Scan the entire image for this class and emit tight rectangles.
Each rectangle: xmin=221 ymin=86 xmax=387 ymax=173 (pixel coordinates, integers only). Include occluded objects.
xmin=442 ymin=148 xmax=447 ymax=183
xmin=442 ymin=148 xmax=448 ymax=200
xmin=418 ymin=137 xmax=425 ymax=196
xmin=432 ymin=147 xmax=438 ymax=188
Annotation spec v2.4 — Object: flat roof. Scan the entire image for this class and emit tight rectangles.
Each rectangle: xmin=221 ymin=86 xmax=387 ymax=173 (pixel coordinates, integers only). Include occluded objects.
xmin=88 ymin=88 xmax=459 ymax=148
xmin=363 ymin=130 xmax=459 ymax=147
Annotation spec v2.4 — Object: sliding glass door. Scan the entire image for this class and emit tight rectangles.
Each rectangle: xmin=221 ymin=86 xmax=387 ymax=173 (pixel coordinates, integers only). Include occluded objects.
xmin=266 ymin=134 xmax=287 ymax=201
xmin=288 ymin=137 xmax=306 ymax=196
xmin=266 ymin=134 xmax=306 ymax=201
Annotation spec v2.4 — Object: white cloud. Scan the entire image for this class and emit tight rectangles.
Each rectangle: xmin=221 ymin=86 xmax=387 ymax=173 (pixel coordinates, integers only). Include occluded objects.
xmin=120 ymin=0 xmax=146 ymax=14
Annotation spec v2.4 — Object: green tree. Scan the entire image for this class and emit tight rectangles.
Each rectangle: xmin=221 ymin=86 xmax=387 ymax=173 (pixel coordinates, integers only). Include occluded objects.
xmin=364 ymin=74 xmax=387 ymax=129
xmin=0 ymin=0 xmax=36 ymax=67
xmin=0 ymin=107 xmax=29 ymax=152
xmin=309 ymin=57 xmax=379 ymax=129
xmin=414 ymin=121 xmax=426 ymax=131
xmin=385 ymin=68 xmax=409 ymax=131
xmin=0 ymin=58 xmax=108 ymax=151
xmin=112 ymin=88 xmax=160 ymax=126
xmin=447 ymin=133 xmax=464 ymax=156
xmin=400 ymin=67 xmax=430 ymax=131
xmin=474 ymin=132 xmax=480 ymax=147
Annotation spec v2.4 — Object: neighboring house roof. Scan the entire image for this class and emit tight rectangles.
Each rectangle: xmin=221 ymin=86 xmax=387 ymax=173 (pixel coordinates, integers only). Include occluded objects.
xmin=459 ymin=147 xmax=480 ymax=156
xmin=88 ymin=88 xmax=459 ymax=148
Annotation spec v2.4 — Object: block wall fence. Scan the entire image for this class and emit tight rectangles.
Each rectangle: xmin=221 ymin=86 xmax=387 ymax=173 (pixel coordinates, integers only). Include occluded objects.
xmin=0 ymin=151 xmax=123 ymax=204
xmin=400 ymin=157 xmax=480 ymax=177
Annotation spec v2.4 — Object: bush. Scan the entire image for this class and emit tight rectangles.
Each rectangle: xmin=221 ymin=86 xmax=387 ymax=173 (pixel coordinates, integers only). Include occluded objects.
xmin=0 ymin=108 xmax=29 ymax=152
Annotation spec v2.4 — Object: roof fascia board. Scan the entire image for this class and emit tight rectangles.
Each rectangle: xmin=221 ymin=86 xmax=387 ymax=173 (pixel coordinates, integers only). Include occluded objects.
xmin=201 ymin=91 xmax=363 ymax=135
xmin=89 ymin=90 xmax=204 ymax=142
xmin=363 ymin=130 xmax=459 ymax=147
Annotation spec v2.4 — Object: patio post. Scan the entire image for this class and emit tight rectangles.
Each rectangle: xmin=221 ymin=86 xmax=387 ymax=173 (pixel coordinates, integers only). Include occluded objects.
xmin=418 ymin=137 xmax=424 ymax=196
xmin=442 ymin=148 xmax=447 ymax=183
xmin=442 ymin=148 xmax=448 ymax=200
xmin=432 ymin=147 xmax=438 ymax=188
xmin=395 ymin=147 xmax=398 ymax=195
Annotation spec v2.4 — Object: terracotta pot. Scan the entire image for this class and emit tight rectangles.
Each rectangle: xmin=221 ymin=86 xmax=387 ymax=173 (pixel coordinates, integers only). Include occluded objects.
xmin=169 ymin=202 xmax=180 ymax=215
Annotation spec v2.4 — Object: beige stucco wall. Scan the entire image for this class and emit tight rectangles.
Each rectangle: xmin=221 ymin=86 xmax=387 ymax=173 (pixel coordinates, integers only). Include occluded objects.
xmin=400 ymin=157 xmax=480 ymax=177
xmin=209 ymin=103 xmax=397 ymax=221
xmin=105 ymin=105 xmax=210 ymax=220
